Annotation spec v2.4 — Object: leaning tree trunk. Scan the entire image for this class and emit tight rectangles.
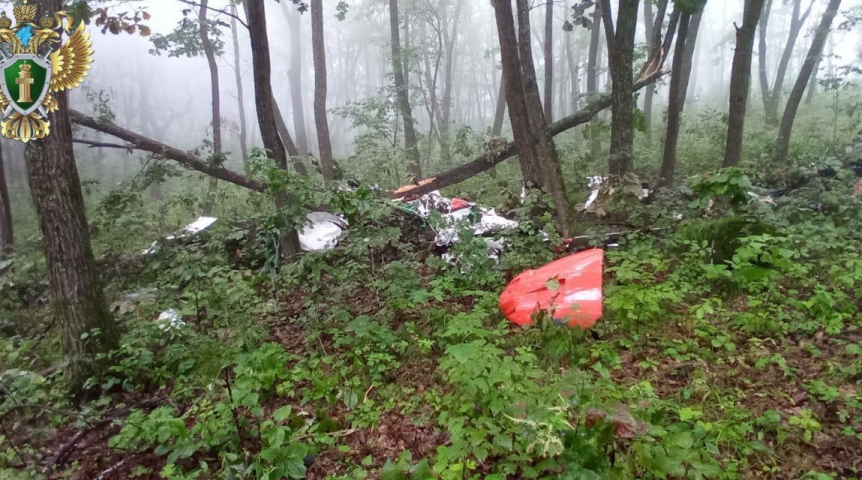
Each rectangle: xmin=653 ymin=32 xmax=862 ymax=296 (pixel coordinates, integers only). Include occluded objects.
xmin=642 ymin=0 xmax=655 ymax=140
xmin=723 ymin=0 xmax=766 ymax=167
xmin=310 ymin=0 xmax=334 ymax=183
xmin=543 ymin=0 xmax=554 ymax=122
xmin=283 ymin=3 xmax=310 ymax=158
xmin=605 ymin=0 xmax=640 ymax=179
xmin=659 ymin=12 xmax=691 ymax=186
xmin=389 ymin=0 xmax=422 ymax=179
xmin=246 ymin=0 xmax=302 ymax=258
xmin=0 ymin=141 xmax=12 ymax=261
xmin=776 ymin=0 xmax=842 ymax=163
xmin=27 ymin=0 xmax=119 ymax=395
xmin=766 ymin=0 xmax=814 ymax=125
xmin=230 ymin=4 xmax=249 ymax=163
xmin=199 ymin=0 xmax=221 ymax=216
xmin=587 ymin=0 xmax=602 ymax=158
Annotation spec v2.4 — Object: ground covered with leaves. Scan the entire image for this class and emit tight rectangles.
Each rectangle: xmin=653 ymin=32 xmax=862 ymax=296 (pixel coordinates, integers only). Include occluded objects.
xmin=2 ymin=163 xmax=862 ymax=480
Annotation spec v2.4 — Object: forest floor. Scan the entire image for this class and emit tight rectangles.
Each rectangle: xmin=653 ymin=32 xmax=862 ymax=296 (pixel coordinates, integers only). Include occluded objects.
xmin=4 ymin=174 xmax=862 ymax=479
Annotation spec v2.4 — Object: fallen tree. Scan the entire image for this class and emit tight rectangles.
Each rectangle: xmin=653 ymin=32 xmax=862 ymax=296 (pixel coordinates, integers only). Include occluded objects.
xmin=69 ymin=109 xmax=266 ymax=193
xmin=390 ymin=70 xmax=667 ymax=200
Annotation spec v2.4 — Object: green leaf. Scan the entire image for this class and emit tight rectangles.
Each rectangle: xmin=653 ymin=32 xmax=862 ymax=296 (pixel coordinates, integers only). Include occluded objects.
xmin=273 ymin=405 xmax=293 ymax=422
xmin=679 ymin=407 xmax=703 ymax=422
xmin=381 ymin=460 xmax=408 ymax=480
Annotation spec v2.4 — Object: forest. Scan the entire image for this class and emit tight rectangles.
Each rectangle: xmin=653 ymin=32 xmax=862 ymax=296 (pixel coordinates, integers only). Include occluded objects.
xmin=2 ymin=0 xmax=862 ymax=478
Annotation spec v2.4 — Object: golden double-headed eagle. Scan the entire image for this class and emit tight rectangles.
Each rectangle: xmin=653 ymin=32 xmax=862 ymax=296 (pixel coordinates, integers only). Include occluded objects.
xmin=0 ymin=0 xmax=93 ymax=142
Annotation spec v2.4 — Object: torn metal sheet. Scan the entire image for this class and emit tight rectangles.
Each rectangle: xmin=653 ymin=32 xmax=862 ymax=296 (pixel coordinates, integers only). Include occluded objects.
xmin=142 ymin=216 xmax=218 ymax=255
xmin=299 ymin=212 xmax=349 ymax=252
xmin=500 ymin=249 xmax=604 ymax=329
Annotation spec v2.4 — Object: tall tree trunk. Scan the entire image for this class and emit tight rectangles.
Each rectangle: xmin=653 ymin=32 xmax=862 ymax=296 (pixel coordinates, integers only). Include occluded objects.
xmin=246 ymin=0 xmax=302 ymax=258
xmin=310 ymin=0 xmax=334 ymax=183
xmin=514 ymin=0 xmax=571 ymax=235
xmin=766 ymin=0 xmax=815 ymax=124
xmin=283 ymin=3 xmax=310 ymax=158
xmin=604 ymin=0 xmax=639 ymax=178
xmin=776 ymin=0 xmax=842 ymax=163
xmin=642 ymin=0 xmax=655 ymax=141
xmin=679 ymin=10 xmax=702 ymax=107
xmin=723 ymin=0 xmax=766 ymax=167
xmin=587 ymin=1 xmax=602 ymax=158
xmin=27 ymin=0 xmax=119 ymax=395
xmin=389 ymin=0 xmax=422 ymax=179
xmin=199 ymin=0 xmax=221 ymax=216
xmin=0 ymin=142 xmax=11 ymax=262
xmin=659 ymin=12 xmax=691 ymax=186
xmin=543 ymin=0 xmax=554 ymax=122
xmin=230 ymin=4 xmax=249 ymax=163
xmin=439 ymin=1 xmax=463 ymax=166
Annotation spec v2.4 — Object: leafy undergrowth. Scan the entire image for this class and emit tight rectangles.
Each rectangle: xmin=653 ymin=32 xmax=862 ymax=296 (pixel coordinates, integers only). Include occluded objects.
xmin=2 ymin=171 xmax=862 ymax=479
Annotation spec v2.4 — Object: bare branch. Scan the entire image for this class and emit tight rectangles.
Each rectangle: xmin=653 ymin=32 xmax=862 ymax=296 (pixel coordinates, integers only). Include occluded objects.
xmin=176 ymin=0 xmax=249 ymax=29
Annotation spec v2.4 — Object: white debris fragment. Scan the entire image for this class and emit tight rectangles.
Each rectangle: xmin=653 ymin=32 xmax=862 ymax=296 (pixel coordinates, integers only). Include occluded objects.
xmin=156 ymin=309 xmax=186 ymax=331
xmin=142 ymin=216 xmax=219 ymax=255
xmin=299 ymin=212 xmax=349 ymax=252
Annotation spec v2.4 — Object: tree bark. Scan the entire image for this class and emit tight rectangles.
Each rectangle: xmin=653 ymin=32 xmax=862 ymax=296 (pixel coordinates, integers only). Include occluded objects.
xmin=587 ymin=0 xmax=602 ymax=158
xmin=679 ymin=10 xmax=702 ymax=107
xmin=283 ymin=2 xmax=310 ymax=158
xmin=391 ymin=69 xmax=667 ymax=200
xmin=659 ymin=12 xmax=691 ymax=187
xmin=199 ymin=0 xmax=221 ymax=216
xmin=389 ymin=0 xmax=422 ymax=179
xmin=776 ymin=0 xmax=842 ymax=163
xmin=543 ymin=0 xmax=554 ymax=122
xmin=27 ymin=0 xmax=119 ymax=395
xmin=230 ymin=4 xmax=249 ymax=163
xmin=0 ymin=142 xmax=11 ymax=261
xmin=246 ymin=0 xmax=302 ymax=258
xmin=604 ymin=0 xmax=639 ymax=178
xmin=723 ymin=0 xmax=766 ymax=168
xmin=310 ymin=0 xmax=334 ymax=183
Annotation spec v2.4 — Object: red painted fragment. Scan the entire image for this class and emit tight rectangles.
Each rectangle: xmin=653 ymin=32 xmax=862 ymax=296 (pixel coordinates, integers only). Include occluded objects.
xmin=449 ymin=198 xmax=472 ymax=212
xmin=499 ymin=249 xmax=604 ymax=328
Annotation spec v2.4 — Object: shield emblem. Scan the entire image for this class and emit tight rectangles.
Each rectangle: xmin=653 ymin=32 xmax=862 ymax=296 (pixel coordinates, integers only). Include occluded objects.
xmin=0 ymin=55 xmax=51 ymax=116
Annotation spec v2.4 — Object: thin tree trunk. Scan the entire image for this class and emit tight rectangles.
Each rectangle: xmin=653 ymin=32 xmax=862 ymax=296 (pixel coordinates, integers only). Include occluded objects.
xmin=439 ymin=1 xmax=463 ymax=166
xmin=283 ymin=2 xmax=309 ymax=158
xmin=723 ymin=0 xmax=766 ymax=167
xmin=659 ymin=12 xmax=691 ymax=186
xmin=199 ymin=0 xmax=221 ymax=216
xmin=766 ymin=0 xmax=815 ymax=124
xmin=492 ymin=74 xmax=507 ymax=136
xmin=587 ymin=1 xmax=602 ymax=158
xmin=604 ymin=0 xmax=639 ymax=178
xmin=679 ymin=10 xmax=702 ymax=107
xmin=0 ymin=142 xmax=11 ymax=261
xmin=543 ymin=0 xmax=554 ymax=122
xmin=310 ymin=0 xmax=334 ymax=183
xmin=230 ymin=4 xmax=249 ymax=163
xmin=27 ymin=0 xmax=119 ymax=396
xmin=806 ymin=54 xmax=820 ymax=104
xmin=389 ymin=0 xmax=422 ymax=179
xmin=776 ymin=0 xmax=842 ymax=163
xmin=246 ymin=0 xmax=302 ymax=258
xmin=758 ymin=0 xmax=772 ymax=118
